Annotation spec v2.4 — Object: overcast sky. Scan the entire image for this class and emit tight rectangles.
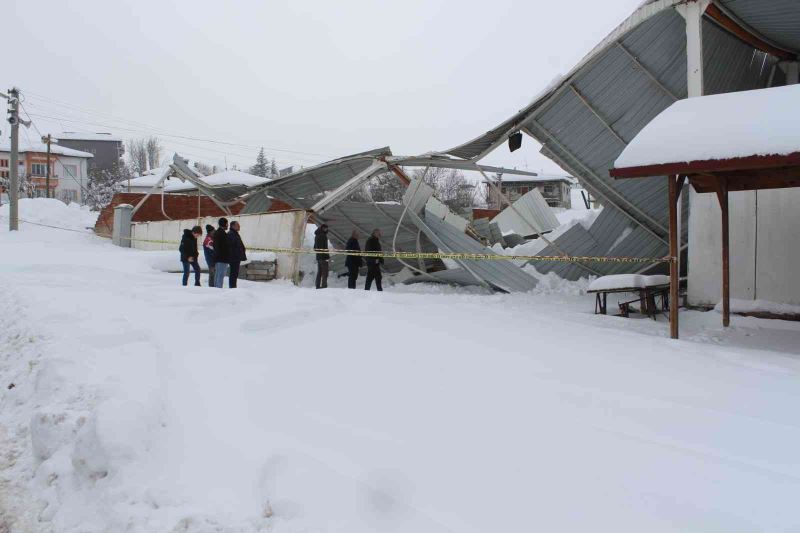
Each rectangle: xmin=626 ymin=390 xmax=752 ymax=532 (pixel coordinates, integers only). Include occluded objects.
xmin=5 ymin=0 xmax=643 ymax=174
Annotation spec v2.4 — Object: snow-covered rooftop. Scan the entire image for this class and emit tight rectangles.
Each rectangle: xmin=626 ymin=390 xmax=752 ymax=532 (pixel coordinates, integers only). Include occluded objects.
xmin=615 ymin=85 xmax=800 ymax=169
xmin=165 ymin=169 xmax=270 ymax=192
xmin=126 ymin=169 xmax=270 ymax=193
xmin=57 ymin=132 xmax=123 ymax=142
xmin=126 ymin=174 xmax=179 ymax=188
xmin=0 ymin=139 xmax=94 ymax=159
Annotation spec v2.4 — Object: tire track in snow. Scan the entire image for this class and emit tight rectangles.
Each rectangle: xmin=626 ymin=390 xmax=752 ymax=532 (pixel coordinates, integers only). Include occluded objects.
xmin=0 ymin=287 xmax=48 ymax=533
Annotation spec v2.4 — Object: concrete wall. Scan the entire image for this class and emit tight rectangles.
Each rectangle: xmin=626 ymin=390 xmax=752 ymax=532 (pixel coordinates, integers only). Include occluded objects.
xmin=131 ymin=210 xmax=308 ymax=281
xmin=688 ymin=188 xmax=800 ymax=307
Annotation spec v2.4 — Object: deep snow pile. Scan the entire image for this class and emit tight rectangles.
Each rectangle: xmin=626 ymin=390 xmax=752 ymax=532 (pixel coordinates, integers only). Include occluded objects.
xmin=3 ymin=200 xmax=800 ymax=532
xmin=0 ymin=198 xmax=97 ymax=231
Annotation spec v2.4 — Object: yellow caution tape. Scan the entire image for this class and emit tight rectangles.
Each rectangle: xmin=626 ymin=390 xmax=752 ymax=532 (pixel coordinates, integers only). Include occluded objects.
xmin=7 ymin=218 xmax=671 ymax=265
xmin=121 ymin=235 xmax=672 ymax=264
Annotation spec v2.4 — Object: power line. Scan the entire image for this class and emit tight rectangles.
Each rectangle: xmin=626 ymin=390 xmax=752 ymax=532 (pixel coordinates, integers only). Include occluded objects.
xmin=22 ymin=92 xmax=335 ymax=158
xmin=25 ymin=109 xmax=324 ymax=169
xmin=16 ymin=98 xmax=90 ymax=198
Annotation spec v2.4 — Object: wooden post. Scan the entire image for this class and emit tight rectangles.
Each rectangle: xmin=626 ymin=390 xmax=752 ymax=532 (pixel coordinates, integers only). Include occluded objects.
xmin=718 ymin=178 xmax=730 ymax=327
xmin=668 ymin=175 xmax=679 ymax=339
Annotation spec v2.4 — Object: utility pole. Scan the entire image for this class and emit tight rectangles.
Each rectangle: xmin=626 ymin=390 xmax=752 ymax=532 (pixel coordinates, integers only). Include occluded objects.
xmin=42 ymin=134 xmax=53 ymax=198
xmin=5 ymin=87 xmax=30 ymax=231
xmin=7 ymin=88 xmax=21 ymax=231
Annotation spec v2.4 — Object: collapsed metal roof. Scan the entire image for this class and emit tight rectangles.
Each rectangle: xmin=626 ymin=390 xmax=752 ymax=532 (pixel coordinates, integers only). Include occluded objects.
xmin=443 ymin=0 xmax=796 ymax=280
xmin=236 ymin=147 xmax=543 ymax=292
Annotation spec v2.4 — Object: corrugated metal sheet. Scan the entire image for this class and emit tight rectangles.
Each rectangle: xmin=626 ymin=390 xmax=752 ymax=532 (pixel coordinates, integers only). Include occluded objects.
xmin=403 ymin=268 xmax=485 ymax=288
xmin=513 ymin=8 xmax=779 ymax=280
xmin=241 ymin=191 xmax=272 ymax=214
xmin=317 ymin=201 xmax=439 ymax=274
xmin=472 ymin=218 xmax=492 ymax=241
xmin=244 ymin=147 xmax=392 ymax=207
xmin=492 ymin=188 xmax=560 ymax=238
xmin=412 ymin=207 xmax=539 ymax=293
xmin=720 ymin=0 xmax=800 ymax=53
xmin=438 ymin=1 xmax=792 ymax=281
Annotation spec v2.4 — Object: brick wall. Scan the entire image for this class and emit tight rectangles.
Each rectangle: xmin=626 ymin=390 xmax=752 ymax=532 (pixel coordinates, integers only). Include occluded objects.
xmin=472 ymin=208 xmax=501 ymax=221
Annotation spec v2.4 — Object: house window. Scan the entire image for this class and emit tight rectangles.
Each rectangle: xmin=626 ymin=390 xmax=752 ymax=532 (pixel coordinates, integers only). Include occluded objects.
xmin=0 ymin=170 xmax=8 ymax=178
xmin=544 ymin=184 xmax=557 ymax=195
xmin=519 ymin=187 xmax=529 ymax=194
xmin=0 ymin=159 xmax=8 ymax=168
xmin=31 ymin=163 xmax=48 ymax=176
xmin=62 ymin=164 xmax=78 ymax=179
xmin=61 ymin=189 xmax=78 ymax=204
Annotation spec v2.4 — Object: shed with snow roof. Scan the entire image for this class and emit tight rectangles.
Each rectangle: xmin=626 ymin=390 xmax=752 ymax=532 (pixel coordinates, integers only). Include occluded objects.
xmin=611 ymin=84 xmax=800 ymax=337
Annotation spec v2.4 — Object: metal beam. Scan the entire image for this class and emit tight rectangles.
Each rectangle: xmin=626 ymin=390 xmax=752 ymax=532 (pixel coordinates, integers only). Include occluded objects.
xmin=525 ymin=123 xmax=670 ymax=245
xmin=387 ymin=156 xmax=539 ymax=177
xmin=131 ymin=166 xmax=173 ymax=217
xmin=404 ymin=208 xmax=492 ymax=290
xmin=676 ymin=0 xmax=710 ymax=97
xmin=615 ymin=41 xmax=679 ymax=101
xmin=569 ymin=84 xmax=628 ymax=145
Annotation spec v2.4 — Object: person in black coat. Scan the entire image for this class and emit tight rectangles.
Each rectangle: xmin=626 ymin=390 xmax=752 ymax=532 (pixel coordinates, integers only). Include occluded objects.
xmin=364 ymin=228 xmax=384 ymax=291
xmin=345 ymin=229 xmax=363 ymax=289
xmin=228 ymin=220 xmax=247 ymax=288
xmin=313 ymin=224 xmax=330 ymax=289
xmin=212 ymin=218 xmax=230 ymax=288
xmin=179 ymin=226 xmax=202 ymax=286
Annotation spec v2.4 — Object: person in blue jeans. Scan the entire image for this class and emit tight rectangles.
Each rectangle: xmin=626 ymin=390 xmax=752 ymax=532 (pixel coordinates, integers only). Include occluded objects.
xmin=202 ymin=224 xmax=216 ymax=287
xmin=179 ymin=226 xmax=203 ymax=286
xmin=212 ymin=218 xmax=230 ymax=288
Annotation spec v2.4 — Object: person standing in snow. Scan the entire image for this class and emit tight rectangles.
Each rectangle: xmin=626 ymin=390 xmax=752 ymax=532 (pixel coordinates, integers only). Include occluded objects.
xmin=228 ymin=221 xmax=247 ymax=288
xmin=212 ymin=218 xmax=230 ymax=288
xmin=179 ymin=226 xmax=203 ymax=286
xmin=364 ymin=228 xmax=384 ymax=292
xmin=202 ymin=224 xmax=216 ymax=288
xmin=314 ymin=224 xmax=330 ymax=289
xmin=345 ymin=229 xmax=362 ymax=289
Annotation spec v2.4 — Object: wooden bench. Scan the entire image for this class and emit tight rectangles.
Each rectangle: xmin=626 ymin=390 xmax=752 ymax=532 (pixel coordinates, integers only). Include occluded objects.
xmin=587 ymin=275 xmax=677 ymax=320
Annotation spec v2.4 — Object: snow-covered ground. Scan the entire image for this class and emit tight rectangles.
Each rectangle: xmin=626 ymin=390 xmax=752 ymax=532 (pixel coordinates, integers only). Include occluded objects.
xmin=3 ymin=199 xmax=800 ymax=532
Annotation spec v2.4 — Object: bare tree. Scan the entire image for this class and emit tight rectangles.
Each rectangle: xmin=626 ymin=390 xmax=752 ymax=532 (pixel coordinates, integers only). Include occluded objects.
xmin=411 ymin=167 xmax=477 ymax=212
xmin=126 ymin=138 xmax=147 ymax=176
xmin=368 ymin=172 xmax=406 ymax=203
xmin=144 ymin=136 xmax=162 ymax=170
xmin=193 ymin=161 xmax=217 ymax=176
xmin=126 ymin=136 xmax=162 ymax=175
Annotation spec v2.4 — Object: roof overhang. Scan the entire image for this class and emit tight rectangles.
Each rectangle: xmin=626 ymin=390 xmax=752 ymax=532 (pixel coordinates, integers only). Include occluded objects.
xmin=611 ymin=151 xmax=800 ymax=193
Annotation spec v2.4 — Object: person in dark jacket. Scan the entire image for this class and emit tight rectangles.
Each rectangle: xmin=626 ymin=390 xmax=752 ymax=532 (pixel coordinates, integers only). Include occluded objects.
xmin=212 ymin=218 xmax=230 ymax=288
xmin=202 ymin=224 xmax=215 ymax=288
xmin=314 ymin=224 xmax=330 ymax=289
xmin=345 ymin=229 xmax=363 ymax=289
xmin=179 ymin=226 xmax=203 ymax=286
xmin=228 ymin=221 xmax=247 ymax=288
xmin=364 ymin=228 xmax=384 ymax=291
